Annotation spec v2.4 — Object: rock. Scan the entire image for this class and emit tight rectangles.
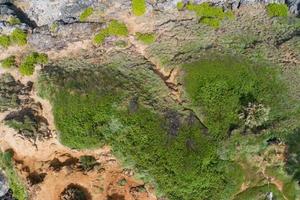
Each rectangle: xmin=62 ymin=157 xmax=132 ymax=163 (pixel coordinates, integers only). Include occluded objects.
xmin=0 ymin=170 xmax=9 ymax=197
xmin=287 ymin=0 xmax=300 ymax=15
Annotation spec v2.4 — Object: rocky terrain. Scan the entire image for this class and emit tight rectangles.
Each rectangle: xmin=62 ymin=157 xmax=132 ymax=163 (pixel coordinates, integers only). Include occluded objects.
xmin=0 ymin=0 xmax=300 ymax=200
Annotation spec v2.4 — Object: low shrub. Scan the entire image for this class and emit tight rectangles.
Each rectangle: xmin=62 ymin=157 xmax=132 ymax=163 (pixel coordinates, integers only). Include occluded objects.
xmin=19 ymin=52 xmax=48 ymax=76
xmin=136 ymin=32 xmax=156 ymax=44
xmin=266 ymin=3 xmax=288 ymax=17
xmin=79 ymin=7 xmax=94 ymax=21
xmin=0 ymin=35 xmax=11 ymax=48
xmin=10 ymin=29 xmax=27 ymax=46
xmin=132 ymin=0 xmax=146 ymax=16
xmin=1 ymin=56 xmax=16 ymax=69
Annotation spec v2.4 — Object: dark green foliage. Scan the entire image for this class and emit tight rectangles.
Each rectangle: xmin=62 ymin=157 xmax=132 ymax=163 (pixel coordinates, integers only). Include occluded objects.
xmin=79 ymin=7 xmax=94 ymax=21
xmin=19 ymin=52 xmax=48 ymax=76
xmin=1 ymin=56 xmax=16 ymax=69
xmin=285 ymin=129 xmax=300 ymax=182
xmin=10 ymin=29 xmax=27 ymax=46
xmin=0 ymin=150 xmax=27 ymax=200
xmin=0 ymin=35 xmax=11 ymax=48
xmin=94 ymin=20 xmax=128 ymax=45
xmin=132 ymin=0 xmax=146 ymax=16
xmin=266 ymin=3 xmax=288 ymax=17
xmin=184 ymin=56 xmax=286 ymax=138
xmin=79 ymin=155 xmax=98 ymax=171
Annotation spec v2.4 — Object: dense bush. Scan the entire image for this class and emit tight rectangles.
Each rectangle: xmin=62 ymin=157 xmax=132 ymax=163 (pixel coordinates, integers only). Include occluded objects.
xmin=1 ymin=56 xmax=16 ymax=69
xmin=19 ymin=52 xmax=48 ymax=76
xmin=132 ymin=0 xmax=146 ymax=16
xmin=266 ymin=3 xmax=288 ymax=17
xmin=10 ymin=29 xmax=27 ymax=46
xmin=0 ymin=35 xmax=11 ymax=48
xmin=186 ymin=3 xmax=234 ymax=28
xmin=184 ymin=56 xmax=286 ymax=138
xmin=94 ymin=20 xmax=128 ymax=45
xmin=0 ymin=150 xmax=27 ymax=200
xmin=79 ymin=7 xmax=94 ymax=21
xmin=136 ymin=32 xmax=156 ymax=44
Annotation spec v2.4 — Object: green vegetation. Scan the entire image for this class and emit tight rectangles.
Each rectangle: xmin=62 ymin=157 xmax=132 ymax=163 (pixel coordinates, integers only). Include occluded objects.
xmin=19 ymin=52 xmax=48 ymax=76
xmin=8 ymin=16 xmax=21 ymax=25
xmin=10 ymin=28 xmax=27 ymax=46
xmin=79 ymin=155 xmax=98 ymax=171
xmin=132 ymin=0 xmax=146 ymax=16
xmin=0 ymin=35 xmax=11 ymax=48
xmin=177 ymin=2 xmax=184 ymax=10
xmin=93 ymin=20 xmax=128 ymax=45
xmin=79 ymin=7 xmax=94 ymax=21
xmin=184 ymin=56 xmax=286 ymax=138
xmin=285 ymin=128 xmax=300 ymax=182
xmin=50 ymin=22 xmax=59 ymax=32
xmin=1 ymin=56 xmax=16 ymax=69
xmin=186 ymin=3 xmax=234 ymax=27
xmin=0 ymin=150 xmax=27 ymax=200
xmin=266 ymin=3 xmax=288 ymax=17
xmin=234 ymin=184 xmax=285 ymax=200
xmin=136 ymin=32 xmax=156 ymax=44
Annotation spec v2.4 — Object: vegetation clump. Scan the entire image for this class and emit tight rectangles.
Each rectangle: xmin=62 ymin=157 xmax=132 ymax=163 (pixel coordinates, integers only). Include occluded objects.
xmin=266 ymin=3 xmax=289 ymax=17
xmin=0 ymin=150 xmax=27 ymax=200
xmin=136 ymin=32 xmax=156 ymax=44
xmin=184 ymin=56 xmax=286 ymax=138
xmin=8 ymin=16 xmax=21 ymax=25
xmin=132 ymin=0 xmax=146 ymax=16
xmin=1 ymin=56 xmax=16 ymax=69
xmin=93 ymin=20 xmax=128 ymax=45
xmin=10 ymin=28 xmax=27 ymax=46
xmin=79 ymin=7 xmax=94 ymax=21
xmin=79 ymin=156 xmax=98 ymax=171
xmin=186 ymin=2 xmax=234 ymax=27
xmin=177 ymin=2 xmax=184 ymax=10
xmin=19 ymin=52 xmax=48 ymax=76
xmin=0 ymin=35 xmax=11 ymax=48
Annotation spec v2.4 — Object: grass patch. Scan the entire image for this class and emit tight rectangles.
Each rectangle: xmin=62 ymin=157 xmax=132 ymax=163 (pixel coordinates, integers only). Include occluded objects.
xmin=136 ymin=32 xmax=156 ymax=44
xmin=132 ymin=0 xmax=146 ymax=16
xmin=266 ymin=3 xmax=288 ymax=17
xmin=10 ymin=29 xmax=27 ymax=46
xmin=186 ymin=3 xmax=234 ymax=28
xmin=0 ymin=35 xmax=11 ymax=48
xmin=19 ymin=52 xmax=48 ymax=76
xmin=79 ymin=7 xmax=94 ymax=21
xmin=0 ymin=150 xmax=27 ymax=200
xmin=93 ymin=20 xmax=128 ymax=45
xmin=1 ymin=56 xmax=16 ymax=69
xmin=183 ymin=55 xmax=286 ymax=138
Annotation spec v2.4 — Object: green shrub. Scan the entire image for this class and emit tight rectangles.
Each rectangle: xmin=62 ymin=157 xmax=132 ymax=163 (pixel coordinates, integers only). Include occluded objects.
xmin=10 ymin=29 xmax=27 ymax=46
xmin=0 ymin=150 xmax=27 ymax=200
xmin=0 ymin=35 xmax=11 ymax=48
xmin=79 ymin=155 xmax=98 ymax=171
xmin=183 ymin=56 xmax=286 ymax=138
xmin=266 ymin=3 xmax=288 ymax=17
xmin=136 ymin=32 xmax=156 ymax=44
xmin=132 ymin=0 xmax=146 ymax=16
xmin=186 ymin=3 xmax=234 ymax=28
xmin=1 ymin=56 xmax=16 ymax=69
xmin=177 ymin=2 xmax=184 ymax=10
xmin=8 ymin=16 xmax=21 ymax=25
xmin=19 ymin=52 xmax=48 ymax=76
xmin=93 ymin=20 xmax=128 ymax=45
xmin=79 ymin=7 xmax=94 ymax=21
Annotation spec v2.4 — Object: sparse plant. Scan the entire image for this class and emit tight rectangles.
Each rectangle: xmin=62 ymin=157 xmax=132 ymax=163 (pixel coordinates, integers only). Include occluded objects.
xmin=1 ymin=56 xmax=16 ymax=69
xmin=136 ymin=32 xmax=156 ymax=44
xmin=79 ymin=155 xmax=98 ymax=171
xmin=8 ymin=16 xmax=21 ymax=25
xmin=79 ymin=7 xmax=94 ymax=21
xmin=19 ymin=52 xmax=48 ymax=76
xmin=266 ymin=3 xmax=288 ymax=17
xmin=177 ymin=2 xmax=184 ymax=10
xmin=132 ymin=0 xmax=146 ymax=16
xmin=10 ymin=28 xmax=27 ymax=46
xmin=0 ymin=35 xmax=11 ymax=48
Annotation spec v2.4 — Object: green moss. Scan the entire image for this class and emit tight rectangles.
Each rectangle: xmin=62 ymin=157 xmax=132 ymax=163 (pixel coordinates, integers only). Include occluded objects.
xmin=93 ymin=20 xmax=128 ymax=45
xmin=19 ymin=52 xmax=48 ymax=76
xmin=8 ymin=16 xmax=21 ymax=25
xmin=0 ymin=35 xmax=11 ymax=48
xmin=79 ymin=7 xmax=94 ymax=21
xmin=136 ymin=32 xmax=156 ymax=44
xmin=10 ymin=28 xmax=27 ymax=46
xmin=266 ymin=3 xmax=288 ymax=17
xmin=1 ymin=56 xmax=16 ymax=69
xmin=186 ymin=3 xmax=234 ymax=28
xmin=132 ymin=0 xmax=146 ymax=16
xmin=0 ymin=150 xmax=27 ymax=200
xmin=177 ymin=2 xmax=184 ymax=10
xmin=183 ymin=56 xmax=286 ymax=138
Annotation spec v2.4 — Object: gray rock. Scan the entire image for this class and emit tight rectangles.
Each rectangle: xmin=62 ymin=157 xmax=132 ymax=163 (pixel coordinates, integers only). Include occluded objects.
xmin=287 ymin=0 xmax=300 ymax=15
xmin=0 ymin=170 xmax=9 ymax=197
